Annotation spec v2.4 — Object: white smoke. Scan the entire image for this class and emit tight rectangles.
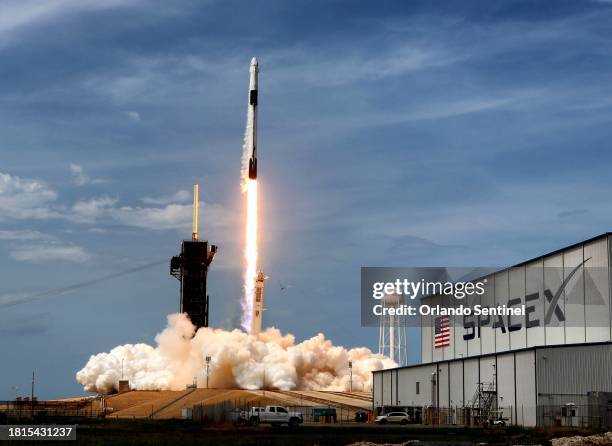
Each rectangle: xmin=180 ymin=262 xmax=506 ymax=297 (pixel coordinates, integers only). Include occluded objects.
xmin=76 ymin=313 xmax=396 ymax=394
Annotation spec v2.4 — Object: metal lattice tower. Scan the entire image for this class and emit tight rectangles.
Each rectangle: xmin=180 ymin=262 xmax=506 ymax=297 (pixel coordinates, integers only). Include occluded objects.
xmin=470 ymin=382 xmax=498 ymax=424
xmin=378 ymin=293 xmax=408 ymax=366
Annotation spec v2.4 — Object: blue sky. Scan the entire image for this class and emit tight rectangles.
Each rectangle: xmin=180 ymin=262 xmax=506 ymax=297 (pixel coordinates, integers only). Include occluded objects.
xmin=1 ymin=0 xmax=612 ymax=399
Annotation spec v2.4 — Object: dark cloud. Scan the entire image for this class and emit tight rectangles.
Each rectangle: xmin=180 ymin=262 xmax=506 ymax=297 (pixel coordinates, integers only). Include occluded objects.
xmin=0 ymin=313 xmax=50 ymax=336
xmin=558 ymin=209 xmax=590 ymax=219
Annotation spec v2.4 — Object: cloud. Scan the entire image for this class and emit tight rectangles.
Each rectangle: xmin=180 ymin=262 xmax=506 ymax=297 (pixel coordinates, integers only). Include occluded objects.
xmin=398 ymin=93 xmax=541 ymax=122
xmin=69 ymin=163 xmax=105 ymax=186
xmin=71 ymin=194 xmax=228 ymax=232
xmin=267 ymin=45 xmax=461 ymax=88
xmin=78 ymin=43 xmax=455 ymax=108
xmin=141 ymin=190 xmax=191 ymax=205
xmin=113 ymin=201 xmax=229 ymax=231
xmin=321 ymin=89 xmax=544 ymax=132
xmin=0 ymin=171 xmax=228 ymax=236
xmin=126 ymin=111 xmax=141 ymax=121
xmin=0 ymin=226 xmax=89 ymax=264
xmin=71 ymin=196 xmax=117 ymax=223
xmin=81 ymin=55 xmax=212 ymax=107
xmin=0 ymin=313 xmax=50 ymax=336
xmin=9 ymin=242 xmax=91 ymax=263
xmin=111 ymin=203 xmax=195 ymax=231
xmin=558 ymin=209 xmax=590 ymax=219
xmin=0 ymin=230 xmax=50 ymax=241
xmin=69 ymin=163 xmax=89 ymax=186
xmin=0 ymin=0 xmax=138 ymax=43
xmin=87 ymin=227 xmax=107 ymax=234
xmin=0 ymin=173 xmax=58 ymax=220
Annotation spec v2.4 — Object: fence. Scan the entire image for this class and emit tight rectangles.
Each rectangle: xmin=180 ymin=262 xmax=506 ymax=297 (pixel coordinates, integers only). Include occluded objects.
xmin=537 ymin=404 xmax=612 ymax=429
xmin=0 ymin=400 xmax=101 ymax=422
xmin=419 ymin=405 xmax=515 ymax=426
xmin=191 ymin=398 xmax=368 ymax=425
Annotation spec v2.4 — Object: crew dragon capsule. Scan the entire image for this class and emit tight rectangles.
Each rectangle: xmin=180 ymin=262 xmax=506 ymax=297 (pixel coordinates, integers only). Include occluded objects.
xmin=247 ymin=57 xmax=258 ymax=180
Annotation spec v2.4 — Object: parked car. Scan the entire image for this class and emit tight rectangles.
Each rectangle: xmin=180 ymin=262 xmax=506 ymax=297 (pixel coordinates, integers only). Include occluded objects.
xmin=240 ymin=406 xmax=303 ymax=427
xmin=374 ymin=411 xmax=410 ymax=425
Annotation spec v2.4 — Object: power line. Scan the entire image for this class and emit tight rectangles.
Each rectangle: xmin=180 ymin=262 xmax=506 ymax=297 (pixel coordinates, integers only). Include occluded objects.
xmin=0 ymin=259 xmax=167 ymax=308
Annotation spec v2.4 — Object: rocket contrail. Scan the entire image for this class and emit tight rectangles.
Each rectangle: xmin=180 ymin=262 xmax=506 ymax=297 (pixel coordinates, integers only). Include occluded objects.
xmin=241 ymin=57 xmax=259 ymax=332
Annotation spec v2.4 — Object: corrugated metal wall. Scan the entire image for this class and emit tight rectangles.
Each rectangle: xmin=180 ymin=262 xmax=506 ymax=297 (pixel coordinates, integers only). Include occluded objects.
xmin=374 ymin=343 xmax=612 ymax=426
xmin=585 ymin=239 xmax=610 ymax=342
xmin=449 ymin=360 xmax=464 ymax=405
xmin=515 ymin=350 xmax=536 ymax=426
xmin=420 ymin=235 xmax=612 ymax=363
xmin=536 ymin=343 xmax=612 ymax=396
xmin=463 ymin=358 xmax=479 ymax=405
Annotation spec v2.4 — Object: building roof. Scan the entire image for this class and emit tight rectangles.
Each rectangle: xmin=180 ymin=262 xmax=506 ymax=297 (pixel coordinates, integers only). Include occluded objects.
xmin=421 ymin=232 xmax=611 ymax=301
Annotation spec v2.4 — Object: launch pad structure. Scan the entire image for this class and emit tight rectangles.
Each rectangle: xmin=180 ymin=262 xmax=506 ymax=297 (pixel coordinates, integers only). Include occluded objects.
xmin=170 ymin=184 xmax=217 ymax=329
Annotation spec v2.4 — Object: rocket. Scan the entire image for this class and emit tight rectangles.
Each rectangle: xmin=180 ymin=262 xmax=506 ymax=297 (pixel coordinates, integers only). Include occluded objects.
xmin=247 ymin=57 xmax=258 ymax=180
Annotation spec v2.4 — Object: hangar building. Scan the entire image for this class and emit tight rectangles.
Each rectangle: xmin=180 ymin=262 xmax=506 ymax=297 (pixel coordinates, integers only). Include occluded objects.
xmin=372 ymin=233 xmax=612 ymax=427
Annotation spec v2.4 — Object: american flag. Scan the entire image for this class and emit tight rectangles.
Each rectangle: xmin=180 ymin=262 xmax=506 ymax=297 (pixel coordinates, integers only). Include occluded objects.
xmin=434 ymin=316 xmax=451 ymax=349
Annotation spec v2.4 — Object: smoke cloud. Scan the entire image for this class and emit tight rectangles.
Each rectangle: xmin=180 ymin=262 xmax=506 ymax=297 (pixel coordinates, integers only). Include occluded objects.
xmin=76 ymin=313 xmax=396 ymax=394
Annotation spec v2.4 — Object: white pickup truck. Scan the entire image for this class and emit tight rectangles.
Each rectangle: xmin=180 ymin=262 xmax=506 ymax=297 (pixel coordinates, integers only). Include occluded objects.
xmin=242 ymin=405 xmax=303 ymax=427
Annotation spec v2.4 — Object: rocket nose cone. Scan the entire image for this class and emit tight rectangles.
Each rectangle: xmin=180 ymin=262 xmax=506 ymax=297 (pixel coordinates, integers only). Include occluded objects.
xmin=251 ymin=57 xmax=258 ymax=66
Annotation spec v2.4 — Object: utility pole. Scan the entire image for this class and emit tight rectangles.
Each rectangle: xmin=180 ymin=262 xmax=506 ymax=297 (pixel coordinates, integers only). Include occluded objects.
xmin=436 ymin=367 xmax=442 ymax=426
xmin=348 ymin=361 xmax=353 ymax=393
xmin=262 ymin=366 xmax=266 ymax=394
xmin=493 ymin=363 xmax=497 ymax=413
xmin=437 ymin=367 xmax=441 ymax=409
xmin=31 ymin=370 xmax=35 ymax=419
xmin=205 ymin=356 xmax=211 ymax=389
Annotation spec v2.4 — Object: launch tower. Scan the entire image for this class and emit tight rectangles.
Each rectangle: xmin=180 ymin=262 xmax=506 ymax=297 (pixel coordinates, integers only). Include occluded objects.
xmin=170 ymin=184 xmax=217 ymax=329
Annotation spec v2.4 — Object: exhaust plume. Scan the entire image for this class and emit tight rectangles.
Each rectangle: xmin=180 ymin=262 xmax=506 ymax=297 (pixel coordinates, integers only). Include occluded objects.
xmin=241 ymin=79 xmax=257 ymax=332
xmin=76 ymin=313 xmax=396 ymax=394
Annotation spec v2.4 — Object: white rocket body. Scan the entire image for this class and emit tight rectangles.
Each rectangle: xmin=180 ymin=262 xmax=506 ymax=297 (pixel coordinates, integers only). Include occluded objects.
xmin=247 ymin=57 xmax=258 ymax=180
